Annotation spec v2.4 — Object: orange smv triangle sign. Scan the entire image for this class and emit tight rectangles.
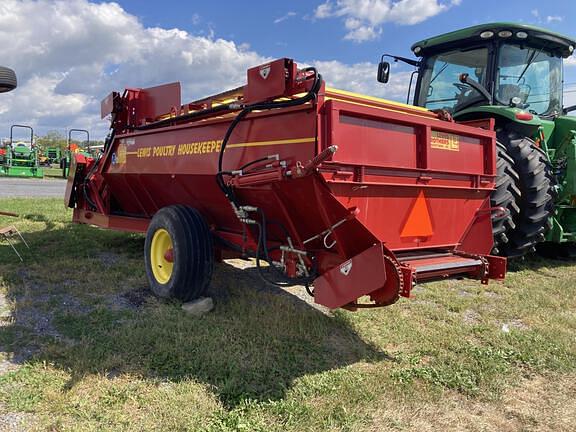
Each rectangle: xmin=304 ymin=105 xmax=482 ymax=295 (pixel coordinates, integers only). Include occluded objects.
xmin=401 ymin=191 xmax=434 ymax=237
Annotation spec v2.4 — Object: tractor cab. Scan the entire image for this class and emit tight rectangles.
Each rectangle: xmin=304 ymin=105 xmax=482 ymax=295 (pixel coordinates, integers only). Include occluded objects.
xmin=412 ymin=23 xmax=573 ymax=119
xmin=380 ymin=23 xmax=574 ymax=119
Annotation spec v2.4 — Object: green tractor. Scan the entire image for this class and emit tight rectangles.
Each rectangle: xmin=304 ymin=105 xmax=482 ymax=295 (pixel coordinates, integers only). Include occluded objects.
xmin=61 ymin=129 xmax=91 ymax=178
xmin=45 ymin=147 xmax=61 ymax=165
xmin=380 ymin=23 xmax=576 ymax=257
xmin=0 ymin=125 xmax=43 ymax=178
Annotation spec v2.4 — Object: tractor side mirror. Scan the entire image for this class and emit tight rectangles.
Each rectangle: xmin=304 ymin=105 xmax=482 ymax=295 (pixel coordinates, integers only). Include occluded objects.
xmin=377 ymin=61 xmax=391 ymax=84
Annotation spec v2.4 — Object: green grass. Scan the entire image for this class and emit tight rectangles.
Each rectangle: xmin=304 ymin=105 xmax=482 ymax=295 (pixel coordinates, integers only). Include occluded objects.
xmin=43 ymin=167 xmax=65 ymax=178
xmin=0 ymin=198 xmax=575 ymax=431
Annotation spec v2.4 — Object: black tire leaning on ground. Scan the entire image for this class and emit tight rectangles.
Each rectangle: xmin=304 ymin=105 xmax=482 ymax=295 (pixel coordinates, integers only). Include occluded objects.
xmin=144 ymin=205 xmax=214 ymax=302
xmin=496 ymin=129 xmax=554 ymax=257
xmin=491 ymin=142 xmax=521 ymax=255
xmin=0 ymin=66 xmax=17 ymax=93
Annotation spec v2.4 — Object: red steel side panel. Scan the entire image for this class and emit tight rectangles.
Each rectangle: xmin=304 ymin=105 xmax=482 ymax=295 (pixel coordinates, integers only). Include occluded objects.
xmin=100 ymin=105 xmax=317 ymax=230
xmin=332 ymin=114 xmax=419 ymax=168
xmin=320 ymin=99 xmax=496 ymax=254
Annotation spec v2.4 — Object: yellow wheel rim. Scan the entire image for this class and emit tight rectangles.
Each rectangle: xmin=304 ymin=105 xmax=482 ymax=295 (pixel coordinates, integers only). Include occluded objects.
xmin=150 ymin=228 xmax=174 ymax=284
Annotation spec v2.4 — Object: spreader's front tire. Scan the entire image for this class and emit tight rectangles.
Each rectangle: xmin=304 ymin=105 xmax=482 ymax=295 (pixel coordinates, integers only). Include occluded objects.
xmin=145 ymin=205 xmax=214 ymax=302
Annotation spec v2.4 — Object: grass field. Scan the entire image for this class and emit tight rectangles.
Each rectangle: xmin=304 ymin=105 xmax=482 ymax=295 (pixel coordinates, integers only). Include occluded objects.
xmin=0 ymin=198 xmax=575 ymax=431
xmin=42 ymin=167 xmax=64 ymax=179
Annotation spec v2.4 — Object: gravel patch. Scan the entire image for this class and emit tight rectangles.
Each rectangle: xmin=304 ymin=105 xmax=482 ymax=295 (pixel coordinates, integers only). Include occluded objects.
xmin=0 ymin=409 xmax=35 ymax=432
xmin=0 ymin=293 xmax=12 ymax=320
xmin=97 ymin=251 xmax=121 ymax=269
xmin=501 ymin=319 xmax=529 ymax=333
xmin=209 ymin=259 xmax=330 ymax=314
xmin=108 ymin=286 xmax=155 ymax=310
xmin=462 ymin=309 xmax=482 ymax=325
xmin=0 ymin=359 xmax=20 ymax=375
xmin=13 ymin=305 xmax=57 ymax=336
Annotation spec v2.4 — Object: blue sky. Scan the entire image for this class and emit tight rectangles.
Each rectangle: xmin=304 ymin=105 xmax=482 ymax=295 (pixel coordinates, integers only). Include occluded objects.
xmin=1 ymin=0 xmax=575 ymax=138
xmin=109 ymin=0 xmax=575 ymax=65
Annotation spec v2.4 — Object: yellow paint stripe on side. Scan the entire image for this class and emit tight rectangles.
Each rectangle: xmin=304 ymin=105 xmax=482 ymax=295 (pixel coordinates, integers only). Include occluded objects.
xmin=325 ymin=95 xmax=435 ymax=121
xmin=326 ymin=87 xmax=429 ymax=112
xmin=227 ymin=137 xmax=315 ymax=148
xmin=125 ymin=151 xmax=138 ymax=155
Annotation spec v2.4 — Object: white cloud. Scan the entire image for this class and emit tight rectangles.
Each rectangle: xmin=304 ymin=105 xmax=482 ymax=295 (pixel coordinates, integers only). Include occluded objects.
xmin=274 ymin=11 xmax=297 ymax=24
xmin=315 ymin=3 xmax=334 ymax=18
xmin=531 ymin=9 xmax=564 ymax=25
xmin=313 ymin=60 xmax=412 ymax=101
xmin=0 ymin=0 xmax=416 ymax=139
xmin=344 ymin=25 xmax=381 ymax=42
xmin=314 ymin=0 xmax=458 ymax=42
xmin=566 ymin=56 xmax=576 ymax=67
xmin=0 ymin=0 xmax=267 ymax=137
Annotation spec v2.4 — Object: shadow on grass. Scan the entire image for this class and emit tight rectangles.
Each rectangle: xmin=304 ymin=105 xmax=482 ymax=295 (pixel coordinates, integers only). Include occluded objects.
xmin=0 ymin=223 xmax=389 ymax=408
xmin=506 ymin=247 xmax=576 ymax=274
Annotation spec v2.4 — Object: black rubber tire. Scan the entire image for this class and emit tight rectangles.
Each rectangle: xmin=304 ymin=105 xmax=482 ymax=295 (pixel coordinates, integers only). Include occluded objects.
xmin=0 ymin=66 xmax=17 ymax=93
xmin=491 ymin=142 xmax=521 ymax=254
xmin=496 ymin=129 xmax=554 ymax=257
xmin=144 ymin=205 xmax=213 ymax=302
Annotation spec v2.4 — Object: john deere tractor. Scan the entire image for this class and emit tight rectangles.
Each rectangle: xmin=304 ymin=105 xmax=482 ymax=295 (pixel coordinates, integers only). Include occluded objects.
xmin=0 ymin=125 xmax=44 ymax=178
xmin=380 ymin=23 xmax=576 ymax=257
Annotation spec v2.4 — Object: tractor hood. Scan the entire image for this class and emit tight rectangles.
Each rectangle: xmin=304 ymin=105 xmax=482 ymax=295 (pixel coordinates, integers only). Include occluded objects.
xmin=411 ymin=22 xmax=576 ymax=58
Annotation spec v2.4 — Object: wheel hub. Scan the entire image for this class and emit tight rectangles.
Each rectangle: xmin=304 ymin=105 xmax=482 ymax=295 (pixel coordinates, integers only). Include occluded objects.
xmin=150 ymin=228 xmax=174 ymax=284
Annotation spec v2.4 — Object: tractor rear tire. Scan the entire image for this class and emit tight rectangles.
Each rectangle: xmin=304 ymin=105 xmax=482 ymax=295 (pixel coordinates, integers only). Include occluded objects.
xmin=0 ymin=66 xmax=17 ymax=93
xmin=491 ymin=142 xmax=521 ymax=254
xmin=496 ymin=129 xmax=554 ymax=257
xmin=145 ymin=205 xmax=214 ymax=302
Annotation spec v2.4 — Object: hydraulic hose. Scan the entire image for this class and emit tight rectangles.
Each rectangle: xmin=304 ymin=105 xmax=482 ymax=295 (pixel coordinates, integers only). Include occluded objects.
xmin=216 ymin=67 xmax=322 ymax=203
xmin=134 ymin=103 xmax=235 ymax=131
xmin=214 ymin=68 xmax=323 ymax=287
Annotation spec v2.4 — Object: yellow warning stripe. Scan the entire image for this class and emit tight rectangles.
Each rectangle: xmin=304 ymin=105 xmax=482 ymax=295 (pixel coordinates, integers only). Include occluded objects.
xmin=325 ymin=95 xmax=435 ymax=121
xmin=325 ymin=87 xmax=435 ymax=121
xmin=227 ymin=137 xmax=314 ymax=148
xmin=326 ymin=87 xmax=429 ymax=112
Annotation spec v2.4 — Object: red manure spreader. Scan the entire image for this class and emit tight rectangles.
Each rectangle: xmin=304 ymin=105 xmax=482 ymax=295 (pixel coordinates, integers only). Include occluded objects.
xmin=66 ymin=58 xmax=506 ymax=310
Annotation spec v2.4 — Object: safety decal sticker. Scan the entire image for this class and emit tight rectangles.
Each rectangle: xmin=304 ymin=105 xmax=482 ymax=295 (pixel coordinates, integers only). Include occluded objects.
xmin=340 ymin=260 xmax=352 ymax=276
xmin=430 ymin=130 xmax=460 ymax=152
xmin=259 ymin=64 xmax=271 ymax=79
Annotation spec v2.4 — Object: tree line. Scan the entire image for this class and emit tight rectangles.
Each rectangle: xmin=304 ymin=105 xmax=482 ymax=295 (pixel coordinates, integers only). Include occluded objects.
xmin=33 ymin=130 xmax=104 ymax=153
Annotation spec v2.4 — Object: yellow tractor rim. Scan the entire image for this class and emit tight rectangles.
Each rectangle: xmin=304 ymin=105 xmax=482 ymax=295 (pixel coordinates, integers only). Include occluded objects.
xmin=150 ymin=228 xmax=174 ymax=284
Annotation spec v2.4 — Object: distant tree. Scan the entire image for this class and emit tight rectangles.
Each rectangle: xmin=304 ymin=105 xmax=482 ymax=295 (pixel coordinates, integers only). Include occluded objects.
xmin=35 ymin=130 xmax=67 ymax=153
xmin=35 ymin=130 xmax=101 ymax=155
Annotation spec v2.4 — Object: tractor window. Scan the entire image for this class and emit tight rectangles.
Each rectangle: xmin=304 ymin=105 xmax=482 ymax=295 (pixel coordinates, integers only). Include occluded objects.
xmin=496 ymin=44 xmax=562 ymax=116
xmin=417 ymin=47 xmax=489 ymax=112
